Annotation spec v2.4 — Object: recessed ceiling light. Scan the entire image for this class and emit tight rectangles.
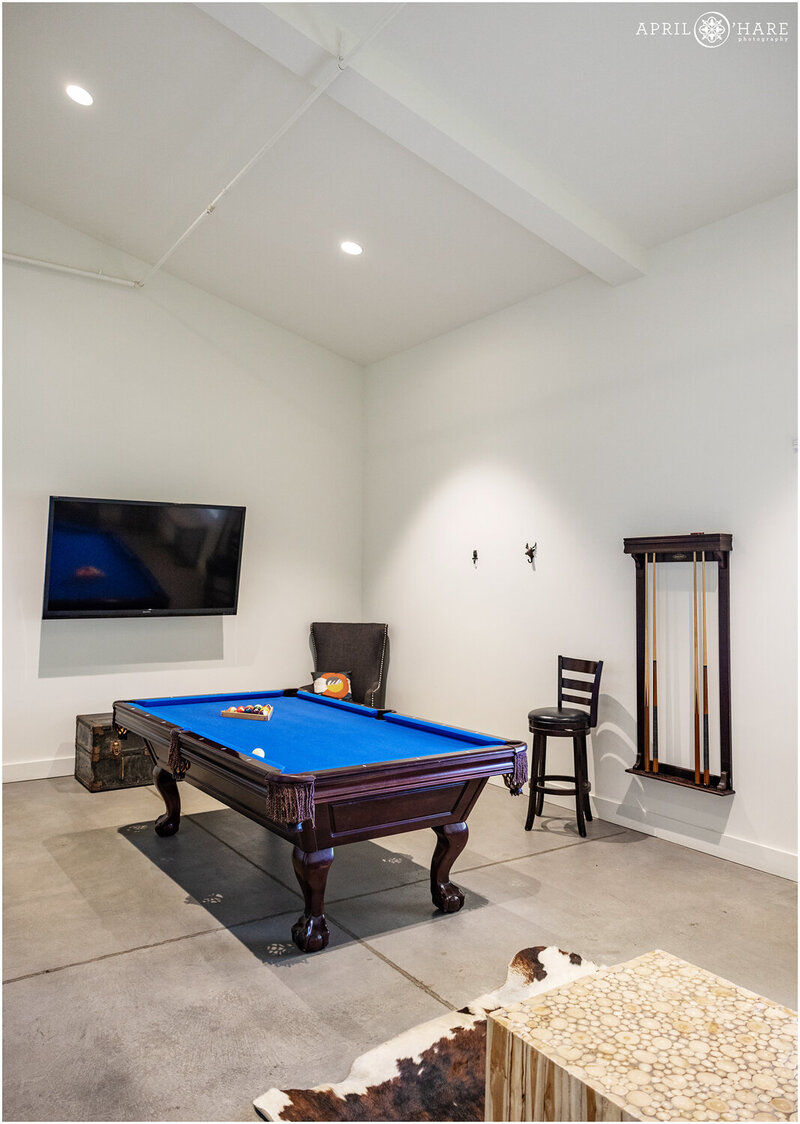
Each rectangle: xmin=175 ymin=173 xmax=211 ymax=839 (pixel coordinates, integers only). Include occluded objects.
xmin=66 ymin=84 xmax=93 ymax=106
xmin=340 ymin=241 xmax=363 ymax=256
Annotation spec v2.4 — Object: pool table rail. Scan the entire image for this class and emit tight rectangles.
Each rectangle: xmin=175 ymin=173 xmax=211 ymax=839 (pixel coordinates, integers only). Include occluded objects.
xmin=115 ymin=697 xmax=524 ymax=832
xmin=113 ymin=694 xmax=527 ymax=800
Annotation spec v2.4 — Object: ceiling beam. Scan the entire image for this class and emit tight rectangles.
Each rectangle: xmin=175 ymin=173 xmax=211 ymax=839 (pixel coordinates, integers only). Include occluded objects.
xmin=197 ymin=2 xmax=648 ymax=284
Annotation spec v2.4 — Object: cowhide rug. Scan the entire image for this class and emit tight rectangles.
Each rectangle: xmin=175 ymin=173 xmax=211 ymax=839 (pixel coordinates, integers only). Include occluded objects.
xmin=254 ymin=945 xmax=599 ymax=1122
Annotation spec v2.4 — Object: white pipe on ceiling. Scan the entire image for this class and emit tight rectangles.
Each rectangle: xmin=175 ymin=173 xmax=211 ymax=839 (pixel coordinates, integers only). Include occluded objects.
xmin=136 ymin=2 xmax=405 ymax=288
xmin=4 ymin=5 xmax=404 ymax=297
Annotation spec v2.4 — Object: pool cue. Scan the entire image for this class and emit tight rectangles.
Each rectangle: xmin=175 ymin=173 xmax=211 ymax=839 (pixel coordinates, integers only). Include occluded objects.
xmin=693 ymin=552 xmax=700 ymax=785
xmin=702 ymin=551 xmax=709 ymax=786
xmin=651 ymin=553 xmax=659 ymax=774
xmin=643 ymin=552 xmax=650 ymax=771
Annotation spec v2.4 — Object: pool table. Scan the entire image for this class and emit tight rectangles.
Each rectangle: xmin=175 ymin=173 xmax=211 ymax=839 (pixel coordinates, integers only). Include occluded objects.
xmin=113 ymin=689 xmax=528 ymax=952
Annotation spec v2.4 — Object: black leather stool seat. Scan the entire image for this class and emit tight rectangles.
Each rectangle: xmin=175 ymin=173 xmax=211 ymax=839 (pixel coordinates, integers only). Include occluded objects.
xmin=529 ymin=707 xmax=590 ymax=734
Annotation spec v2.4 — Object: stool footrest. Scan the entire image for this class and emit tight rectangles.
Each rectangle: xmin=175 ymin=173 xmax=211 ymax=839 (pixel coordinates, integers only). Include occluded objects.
xmin=534 ymin=780 xmax=589 ymax=797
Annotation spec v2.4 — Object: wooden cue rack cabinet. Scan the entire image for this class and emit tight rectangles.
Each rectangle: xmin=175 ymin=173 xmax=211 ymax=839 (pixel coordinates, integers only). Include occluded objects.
xmin=623 ymin=533 xmax=734 ymax=796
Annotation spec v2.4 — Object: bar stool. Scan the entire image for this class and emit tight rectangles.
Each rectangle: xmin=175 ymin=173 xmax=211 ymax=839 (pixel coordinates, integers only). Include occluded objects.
xmin=525 ymin=656 xmax=603 ymax=837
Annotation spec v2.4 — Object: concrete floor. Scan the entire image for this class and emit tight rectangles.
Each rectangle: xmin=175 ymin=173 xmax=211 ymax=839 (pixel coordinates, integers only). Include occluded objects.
xmin=3 ymin=776 xmax=796 ymax=1122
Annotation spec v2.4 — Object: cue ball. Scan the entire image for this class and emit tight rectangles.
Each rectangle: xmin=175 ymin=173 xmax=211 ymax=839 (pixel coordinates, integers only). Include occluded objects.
xmin=252 ymin=747 xmax=265 ymax=757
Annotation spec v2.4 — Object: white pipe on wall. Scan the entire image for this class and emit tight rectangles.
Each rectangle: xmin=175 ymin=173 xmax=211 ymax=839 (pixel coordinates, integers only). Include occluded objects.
xmin=3 ymin=252 xmax=137 ymax=288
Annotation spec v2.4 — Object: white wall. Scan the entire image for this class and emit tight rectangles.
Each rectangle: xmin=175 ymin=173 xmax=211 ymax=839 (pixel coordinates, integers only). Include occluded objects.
xmin=3 ymin=199 xmax=364 ymax=780
xmin=363 ymin=192 xmax=797 ymax=880
xmin=5 ymin=194 xmax=796 ymax=880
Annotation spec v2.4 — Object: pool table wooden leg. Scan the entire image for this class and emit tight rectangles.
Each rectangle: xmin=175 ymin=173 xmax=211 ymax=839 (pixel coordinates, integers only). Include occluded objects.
xmin=291 ymin=846 xmax=334 ymax=952
xmin=430 ymin=822 xmax=467 ymax=913
xmin=153 ymin=766 xmax=181 ymax=836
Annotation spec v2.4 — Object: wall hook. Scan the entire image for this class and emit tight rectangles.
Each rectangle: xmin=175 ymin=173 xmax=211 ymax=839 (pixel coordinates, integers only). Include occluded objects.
xmin=525 ymin=542 xmax=537 ymax=567
xmin=472 ymin=549 xmax=478 ymax=568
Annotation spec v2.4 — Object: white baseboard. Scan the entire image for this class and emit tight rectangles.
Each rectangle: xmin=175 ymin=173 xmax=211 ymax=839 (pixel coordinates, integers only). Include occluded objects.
xmin=3 ymin=758 xmax=75 ymax=783
xmin=593 ymin=795 xmax=795 ymax=881
xmin=488 ymin=776 xmax=797 ymax=882
xmin=590 ymin=793 xmax=797 ymax=882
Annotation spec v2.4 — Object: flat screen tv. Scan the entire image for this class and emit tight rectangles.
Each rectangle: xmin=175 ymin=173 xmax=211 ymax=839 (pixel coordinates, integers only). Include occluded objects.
xmin=42 ymin=497 xmax=246 ymax=619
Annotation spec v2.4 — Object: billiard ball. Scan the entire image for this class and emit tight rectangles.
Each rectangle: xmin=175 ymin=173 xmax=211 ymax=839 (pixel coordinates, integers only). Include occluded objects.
xmin=237 ymin=706 xmax=245 ymax=712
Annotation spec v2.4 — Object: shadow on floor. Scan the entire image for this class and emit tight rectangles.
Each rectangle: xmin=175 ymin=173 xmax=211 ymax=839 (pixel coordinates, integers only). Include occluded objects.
xmin=118 ymin=810 xmax=491 ymax=961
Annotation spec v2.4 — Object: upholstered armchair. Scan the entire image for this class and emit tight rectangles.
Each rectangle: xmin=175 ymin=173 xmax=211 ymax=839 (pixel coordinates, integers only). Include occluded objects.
xmin=306 ymin=622 xmax=390 ymax=708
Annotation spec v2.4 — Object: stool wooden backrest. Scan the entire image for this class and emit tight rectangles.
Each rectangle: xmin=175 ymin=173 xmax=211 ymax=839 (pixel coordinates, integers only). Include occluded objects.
xmin=558 ymin=656 xmax=603 ymax=727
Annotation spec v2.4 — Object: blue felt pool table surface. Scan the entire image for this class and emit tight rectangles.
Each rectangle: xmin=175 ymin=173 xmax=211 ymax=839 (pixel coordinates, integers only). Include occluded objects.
xmin=126 ymin=690 xmax=504 ymax=775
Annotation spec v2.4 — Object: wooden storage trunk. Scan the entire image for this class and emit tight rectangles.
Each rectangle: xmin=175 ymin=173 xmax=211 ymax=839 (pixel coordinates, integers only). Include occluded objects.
xmin=75 ymin=712 xmax=153 ymax=792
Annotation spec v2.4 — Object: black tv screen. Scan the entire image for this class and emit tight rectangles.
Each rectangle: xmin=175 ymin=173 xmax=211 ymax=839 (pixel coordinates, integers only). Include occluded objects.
xmin=42 ymin=497 xmax=246 ymax=619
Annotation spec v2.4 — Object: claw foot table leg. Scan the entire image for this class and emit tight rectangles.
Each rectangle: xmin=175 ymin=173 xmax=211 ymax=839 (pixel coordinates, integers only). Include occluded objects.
xmin=153 ymin=766 xmax=181 ymax=836
xmin=430 ymin=822 xmax=467 ymax=913
xmin=291 ymin=846 xmax=334 ymax=951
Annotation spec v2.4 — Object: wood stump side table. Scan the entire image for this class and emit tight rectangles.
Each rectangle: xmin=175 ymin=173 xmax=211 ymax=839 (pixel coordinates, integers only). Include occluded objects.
xmin=486 ymin=949 xmax=797 ymax=1122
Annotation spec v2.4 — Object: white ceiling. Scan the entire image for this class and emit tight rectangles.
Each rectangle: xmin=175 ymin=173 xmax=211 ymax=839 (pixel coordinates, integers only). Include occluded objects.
xmin=3 ymin=2 xmax=796 ymax=364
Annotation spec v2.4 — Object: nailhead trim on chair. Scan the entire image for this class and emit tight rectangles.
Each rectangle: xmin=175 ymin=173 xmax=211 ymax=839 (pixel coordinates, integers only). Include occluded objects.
xmin=309 ymin=623 xmax=389 ymax=708
xmin=367 ymin=624 xmax=389 ymax=708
